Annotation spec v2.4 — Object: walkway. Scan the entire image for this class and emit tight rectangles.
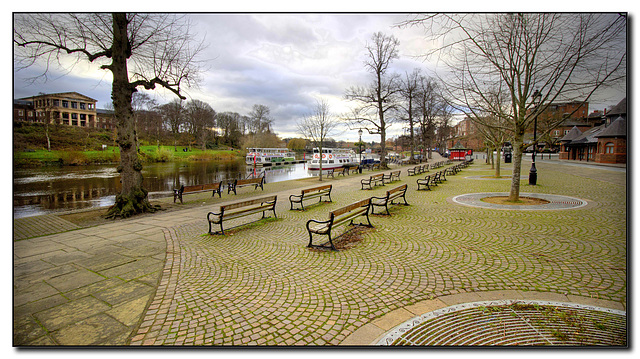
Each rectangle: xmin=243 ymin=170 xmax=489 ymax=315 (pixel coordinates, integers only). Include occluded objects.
xmin=13 ymin=156 xmax=627 ymax=346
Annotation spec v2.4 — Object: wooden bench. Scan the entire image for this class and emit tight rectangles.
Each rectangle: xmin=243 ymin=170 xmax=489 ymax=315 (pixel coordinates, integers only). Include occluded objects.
xmin=207 ymin=195 xmax=277 ymax=235
xmin=173 ymin=181 xmax=223 ymax=204
xmin=289 ymin=184 xmax=332 ymax=211
xmin=305 ymin=197 xmax=373 ymax=250
xmin=334 ymin=167 xmax=349 ymax=177
xmin=228 ymin=177 xmax=264 ymax=195
xmin=361 ymin=173 xmax=384 ymax=190
xmin=407 ymin=165 xmax=425 ymax=176
xmin=349 ymin=166 xmax=360 ymax=174
xmin=324 ymin=169 xmax=335 ymax=178
xmin=382 ymin=170 xmax=401 ymax=184
xmin=417 ymin=174 xmax=435 ymax=191
xmin=368 ymin=163 xmax=381 ymax=171
xmin=371 ymin=184 xmax=409 ymax=215
xmin=433 ymin=170 xmax=446 ymax=184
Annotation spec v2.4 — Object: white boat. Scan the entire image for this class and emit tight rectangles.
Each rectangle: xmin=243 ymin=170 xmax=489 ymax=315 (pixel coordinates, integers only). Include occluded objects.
xmin=246 ymin=148 xmax=296 ymax=166
xmin=307 ymin=148 xmax=358 ymax=171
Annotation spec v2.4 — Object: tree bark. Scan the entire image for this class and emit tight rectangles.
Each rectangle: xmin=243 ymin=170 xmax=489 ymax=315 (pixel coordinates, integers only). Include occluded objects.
xmin=106 ymin=13 xmax=157 ymax=218
xmin=508 ymin=133 xmax=524 ymax=202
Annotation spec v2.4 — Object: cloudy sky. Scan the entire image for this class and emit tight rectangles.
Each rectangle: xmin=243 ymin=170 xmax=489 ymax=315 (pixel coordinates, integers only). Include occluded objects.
xmin=12 ymin=11 xmax=628 ymax=144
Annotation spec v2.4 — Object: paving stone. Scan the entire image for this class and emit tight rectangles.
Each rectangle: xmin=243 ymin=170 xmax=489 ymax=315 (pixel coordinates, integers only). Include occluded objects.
xmin=51 ymin=314 xmax=129 ymax=346
xmin=46 ymin=268 xmax=106 ymax=292
xmin=34 ymin=296 xmax=111 ymax=332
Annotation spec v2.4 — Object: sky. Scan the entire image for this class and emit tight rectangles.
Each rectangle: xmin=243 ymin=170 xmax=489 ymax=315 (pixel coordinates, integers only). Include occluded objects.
xmin=12 ymin=11 xmax=628 ymax=144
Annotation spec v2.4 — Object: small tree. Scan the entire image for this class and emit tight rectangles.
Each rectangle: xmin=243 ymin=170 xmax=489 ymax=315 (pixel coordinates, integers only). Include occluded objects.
xmin=297 ymin=99 xmax=338 ymax=181
xmin=398 ymin=69 xmax=422 ymax=163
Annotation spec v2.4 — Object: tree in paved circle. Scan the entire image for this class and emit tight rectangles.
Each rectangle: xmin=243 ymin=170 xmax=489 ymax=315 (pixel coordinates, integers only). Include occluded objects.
xmin=400 ymin=13 xmax=626 ymax=201
xmin=14 ymin=13 xmax=205 ymax=218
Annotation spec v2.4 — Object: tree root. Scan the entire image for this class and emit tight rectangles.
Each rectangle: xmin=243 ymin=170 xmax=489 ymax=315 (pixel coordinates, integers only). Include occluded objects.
xmin=105 ymin=187 xmax=161 ymax=219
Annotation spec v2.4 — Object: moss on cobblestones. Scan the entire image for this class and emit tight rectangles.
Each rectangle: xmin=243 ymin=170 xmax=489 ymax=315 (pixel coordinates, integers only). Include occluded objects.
xmin=126 ymin=161 xmax=626 ymax=345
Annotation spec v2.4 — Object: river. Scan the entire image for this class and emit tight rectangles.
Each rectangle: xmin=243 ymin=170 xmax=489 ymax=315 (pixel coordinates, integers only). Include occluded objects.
xmin=13 ymin=160 xmax=318 ymax=218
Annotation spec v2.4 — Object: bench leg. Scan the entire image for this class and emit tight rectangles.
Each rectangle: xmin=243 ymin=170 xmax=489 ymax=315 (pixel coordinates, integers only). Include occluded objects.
xmin=208 ymin=221 xmax=224 ymax=235
xmin=327 ymin=233 xmax=336 ymax=251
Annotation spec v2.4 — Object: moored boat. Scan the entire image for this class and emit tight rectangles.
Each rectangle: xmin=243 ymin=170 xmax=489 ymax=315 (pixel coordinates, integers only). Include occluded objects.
xmin=246 ymin=148 xmax=296 ymax=166
xmin=307 ymin=148 xmax=358 ymax=171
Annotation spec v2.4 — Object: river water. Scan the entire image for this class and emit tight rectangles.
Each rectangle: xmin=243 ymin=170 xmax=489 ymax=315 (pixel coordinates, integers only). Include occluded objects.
xmin=13 ymin=160 xmax=318 ymax=218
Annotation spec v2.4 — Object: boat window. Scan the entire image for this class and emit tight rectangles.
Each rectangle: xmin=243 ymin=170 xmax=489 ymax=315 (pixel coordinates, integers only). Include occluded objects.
xmin=329 ymin=160 xmax=334 ymax=164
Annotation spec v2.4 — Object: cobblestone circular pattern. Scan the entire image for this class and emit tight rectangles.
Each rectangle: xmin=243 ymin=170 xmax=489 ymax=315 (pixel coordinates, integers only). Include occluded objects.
xmin=451 ymin=192 xmax=588 ymax=210
xmin=377 ymin=300 xmax=626 ymax=346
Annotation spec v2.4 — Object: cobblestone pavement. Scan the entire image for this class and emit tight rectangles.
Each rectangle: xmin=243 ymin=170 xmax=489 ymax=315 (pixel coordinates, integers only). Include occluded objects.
xmin=13 ymin=157 xmax=627 ymax=346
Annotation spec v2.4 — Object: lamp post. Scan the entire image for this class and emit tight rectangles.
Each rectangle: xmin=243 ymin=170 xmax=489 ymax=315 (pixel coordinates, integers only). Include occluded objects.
xmin=358 ymin=128 xmax=363 ymax=173
xmin=529 ymin=89 xmax=542 ymax=185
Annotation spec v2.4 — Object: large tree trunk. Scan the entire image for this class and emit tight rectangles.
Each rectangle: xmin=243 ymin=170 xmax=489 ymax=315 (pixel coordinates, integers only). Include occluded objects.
xmin=106 ymin=13 xmax=157 ymax=219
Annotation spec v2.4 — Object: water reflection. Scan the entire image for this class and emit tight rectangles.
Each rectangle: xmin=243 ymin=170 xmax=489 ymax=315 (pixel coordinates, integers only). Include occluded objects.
xmin=13 ymin=160 xmax=314 ymax=218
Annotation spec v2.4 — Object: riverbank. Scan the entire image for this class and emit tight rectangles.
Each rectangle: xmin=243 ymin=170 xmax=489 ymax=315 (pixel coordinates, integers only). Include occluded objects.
xmin=13 ymin=146 xmax=242 ymax=168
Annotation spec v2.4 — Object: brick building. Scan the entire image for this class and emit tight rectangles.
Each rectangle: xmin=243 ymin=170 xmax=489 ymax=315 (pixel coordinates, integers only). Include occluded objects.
xmin=450 ymin=117 xmax=484 ymax=150
xmin=558 ymin=98 xmax=626 ymax=164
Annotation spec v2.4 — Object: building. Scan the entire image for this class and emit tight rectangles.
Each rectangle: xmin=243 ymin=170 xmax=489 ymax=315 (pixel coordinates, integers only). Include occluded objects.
xmin=13 ymin=99 xmax=35 ymax=122
xmin=558 ymin=98 xmax=626 ymax=164
xmin=450 ymin=117 xmax=484 ymax=150
xmin=16 ymin=92 xmax=98 ymax=127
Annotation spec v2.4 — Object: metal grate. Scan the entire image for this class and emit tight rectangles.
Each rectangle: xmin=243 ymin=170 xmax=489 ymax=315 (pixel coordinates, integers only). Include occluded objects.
xmin=379 ymin=301 xmax=626 ymax=346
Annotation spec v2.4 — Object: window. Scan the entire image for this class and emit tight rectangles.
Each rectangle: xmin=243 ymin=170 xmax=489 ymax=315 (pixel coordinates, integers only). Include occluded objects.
xmin=554 ymin=130 xmax=560 ymax=136
xmin=71 ymin=102 xmax=78 ymax=109
xmin=62 ymin=100 xmax=68 ymax=108
xmin=53 ymin=99 xmax=60 ymax=106
xmin=605 ymin=142 xmax=615 ymax=154
xmin=80 ymin=103 xmax=86 ymax=110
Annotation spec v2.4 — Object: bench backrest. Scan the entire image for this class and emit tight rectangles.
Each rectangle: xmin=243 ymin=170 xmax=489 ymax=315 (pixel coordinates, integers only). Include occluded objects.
xmin=236 ymin=177 xmax=263 ymax=186
xmin=387 ymin=184 xmax=407 ymax=196
xmin=391 ymin=171 xmax=400 ymax=176
xmin=302 ymin=184 xmax=332 ymax=195
xmin=371 ymin=173 xmax=383 ymax=179
xmin=222 ymin=195 xmax=277 ymax=211
xmin=182 ymin=184 xmax=204 ymax=192
xmin=202 ymin=182 xmax=222 ymax=191
xmin=331 ymin=198 xmax=371 ymax=218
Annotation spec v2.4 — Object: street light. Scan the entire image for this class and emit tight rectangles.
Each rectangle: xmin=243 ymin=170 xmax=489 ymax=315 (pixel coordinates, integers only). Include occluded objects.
xmin=529 ymin=89 xmax=542 ymax=185
xmin=358 ymin=128 xmax=363 ymax=173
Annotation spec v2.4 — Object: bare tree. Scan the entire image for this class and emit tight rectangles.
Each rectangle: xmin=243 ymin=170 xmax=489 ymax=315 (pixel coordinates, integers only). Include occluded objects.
xmin=468 ymin=87 xmax=513 ymax=178
xmin=398 ymin=69 xmax=421 ymax=163
xmin=401 ymin=13 xmax=626 ymax=201
xmin=345 ymin=32 xmax=401 ymax=168
xmin=14 ymin=13 xmax=205 ymax=217
xmin=161 ymin=99 xmax=186 ymax=152
xmin=185 ymin=99 xmax=215 ymax=151
xmin=297 ymin=99 xmax=339 ymax=181
xmin=248 ymin=104 xmax=273 ymax=134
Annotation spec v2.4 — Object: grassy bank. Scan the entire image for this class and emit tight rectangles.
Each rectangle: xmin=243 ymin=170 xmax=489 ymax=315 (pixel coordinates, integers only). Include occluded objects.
xmin=14 ymin=146 xmax=243 ymax=167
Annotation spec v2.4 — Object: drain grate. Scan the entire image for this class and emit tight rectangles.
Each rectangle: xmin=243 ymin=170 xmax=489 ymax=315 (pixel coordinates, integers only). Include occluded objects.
xmin=378 ymin=301 xmax=626 ymax=346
